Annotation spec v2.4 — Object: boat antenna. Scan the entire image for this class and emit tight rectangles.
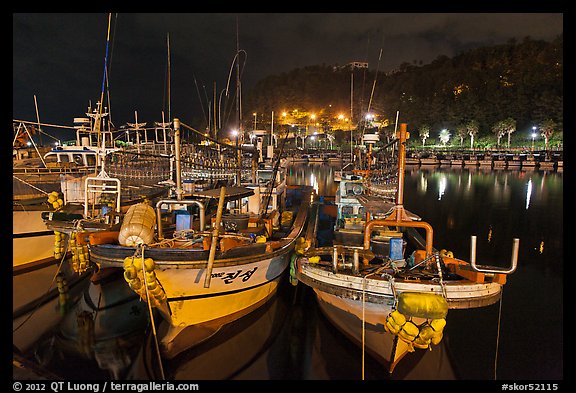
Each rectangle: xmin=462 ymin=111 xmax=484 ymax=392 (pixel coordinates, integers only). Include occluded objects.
xmin=33 ymin=96 xmax=47 ymax=167
xmin=261 ymin=130 xmax=289 ymax=217
xmin=105 ymin=13 xmax=118 ymax=128
xmin=167 ymin=33 xmax=171 ymax=124
xmin=193 ymin=73 xmax=208 ymax=129
xmin=366 ymin=48 xmax=382 ymax=116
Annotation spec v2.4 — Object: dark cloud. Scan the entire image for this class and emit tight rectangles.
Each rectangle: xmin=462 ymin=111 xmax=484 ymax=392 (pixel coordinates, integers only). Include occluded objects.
xmin=13 ymin=13 xmax=562 ymax=139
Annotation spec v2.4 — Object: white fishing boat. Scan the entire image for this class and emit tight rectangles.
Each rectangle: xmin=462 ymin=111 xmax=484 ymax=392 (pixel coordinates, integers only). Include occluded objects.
xmin=86 ymin=119 xmax=314 ymax=359
xmin=295 ymin=123 xmax=519 ymax=375
xmin=12 ymin=112 xmax=116 ymax=354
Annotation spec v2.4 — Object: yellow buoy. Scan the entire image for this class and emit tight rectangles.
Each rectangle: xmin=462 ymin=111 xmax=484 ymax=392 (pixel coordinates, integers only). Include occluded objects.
xmin=397 ymin=292 xmax=448 ymax=319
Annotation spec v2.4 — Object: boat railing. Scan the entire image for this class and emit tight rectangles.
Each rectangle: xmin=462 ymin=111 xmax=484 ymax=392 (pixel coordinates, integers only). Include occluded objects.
xmin=331 ymin=245 xmax=366 ymax=274
xmin=13 ymin=166 xmax=94 ymax=175
xmin=83 ymin=176 xmax=121 ymax=220
xmin=363 ymin=215 xmax=434 ymax=258
xmin=469 ymin=235 xmax=519 ymax=274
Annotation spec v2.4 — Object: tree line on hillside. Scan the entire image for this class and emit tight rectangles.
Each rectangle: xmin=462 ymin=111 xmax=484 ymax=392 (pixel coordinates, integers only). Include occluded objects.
xmin=242 ymin=35 xmax=563 ymax=146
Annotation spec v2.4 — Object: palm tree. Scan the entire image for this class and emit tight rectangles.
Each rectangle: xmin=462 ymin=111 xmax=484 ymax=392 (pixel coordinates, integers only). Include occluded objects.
xmin=502 ymin=117 xmax=516 ymax=149
xmin=492 ymin=118 xmax=515 ymax=149
xmin=539 ymin=119 xmax=556 ymax=151
xmin=419 ymin=124 xmax=430 ymax=146
xmin=466 ymin=120 xmax=479 ymax=150
xmin=456 ymin=124 xmax=467 ymax=146
xmin=439 ymin=129 xmax=451 ymax=146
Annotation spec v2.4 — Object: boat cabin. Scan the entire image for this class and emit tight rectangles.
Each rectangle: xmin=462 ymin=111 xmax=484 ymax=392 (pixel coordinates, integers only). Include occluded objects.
xmin=334 ymin=175 xmax=366 ymax=233
xmin=43 ymin=147 xmax=98 ymax=168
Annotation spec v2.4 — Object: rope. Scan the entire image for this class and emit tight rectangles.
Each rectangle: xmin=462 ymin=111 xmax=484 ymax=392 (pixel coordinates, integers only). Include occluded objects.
xmin=494 ymin=286 xmax=504 ymax=380
xmin=434 ymin=252 xmax=448 ymax=298
xmin=361 ymin=274 xmax=366 ymax=380
xmin=139 ymin=245 xmax=165 ymax=380
xmin=13 ymin=175 xmax=50 ymax=195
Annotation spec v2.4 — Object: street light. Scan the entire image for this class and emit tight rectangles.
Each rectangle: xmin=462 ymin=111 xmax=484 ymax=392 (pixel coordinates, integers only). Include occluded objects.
xmin=253 ymin=112 xmax=257 ymax=130
xmin=531 ymin=126 xmax=537 ymax=151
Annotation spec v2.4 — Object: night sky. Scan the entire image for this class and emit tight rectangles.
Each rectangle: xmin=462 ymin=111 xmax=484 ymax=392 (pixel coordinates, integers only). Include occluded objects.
xmin=13 ymin=13 xmax=563 ymax=141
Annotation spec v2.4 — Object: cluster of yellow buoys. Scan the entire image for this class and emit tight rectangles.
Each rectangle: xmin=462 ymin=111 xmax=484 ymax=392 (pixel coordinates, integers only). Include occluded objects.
xmin=98 ymin=193 xmax=116 ymax=209
xmin=384 ymin=310 xmax=446 ymax=351
xmin=53 ymin=231 xmax=66 ymax=260
xmin=123 ymin=256 xmax=166 ymax=307
xmin=47 ymin=191 xmax=64 ymax=210
xmin=70 ymin=232 xmax=90 ymax=273
xmin=384 ymin=291 xmax=449 ymax=351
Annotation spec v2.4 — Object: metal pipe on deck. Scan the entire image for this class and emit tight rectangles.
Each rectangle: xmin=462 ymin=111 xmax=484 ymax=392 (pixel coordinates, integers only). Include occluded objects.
xmin=173 ymin=118 xmax=183 ymax=201
xmin=155 ymin=199 xmax=206 ymax=240
xmin=363 ymin=218 xmax=434 ymax=257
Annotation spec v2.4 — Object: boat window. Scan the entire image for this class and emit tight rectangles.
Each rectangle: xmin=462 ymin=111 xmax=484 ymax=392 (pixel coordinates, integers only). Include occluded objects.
xmin=257 ymin=170 xmax=274 ymax=183
xmin=59 ymin=154 xmax=70 ymax=163
xmin=86 ymin=154 xmax=96 ymax=167
xmin=342 ymin=205 xmax=354 ymax=215
xmin=345 ymin=183 xmax=363 ymax=196
xmin=43 ymin=154 xmax=58 ymax=164
xmin=73 ymin=154 xmax=84 ymax=165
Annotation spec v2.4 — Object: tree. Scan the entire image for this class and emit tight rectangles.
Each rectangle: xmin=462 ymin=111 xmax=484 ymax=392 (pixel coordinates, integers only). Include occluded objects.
xmin=491 ymin=117 xmax=515 ymax=148
xmin=503 ymin=117 xmax=516 ymax=148
xmin=419 ymin=124 xmax=430 ymax=146
xmin=491 ymin=121 xmax=507 ymax=148
xmin=456 ymin=124 xmax=467 ymax=146
xmin=439 ymin=129 xmax=451 ymax=146
xmin=466 ymin=120 xmax=479 ymax=149
xmin=539 ymin=119 xmax=555 ymax=150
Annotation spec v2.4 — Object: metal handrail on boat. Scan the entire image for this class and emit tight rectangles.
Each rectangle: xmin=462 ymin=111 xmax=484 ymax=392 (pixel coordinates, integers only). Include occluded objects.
xmin=470 ymin=235 xmax=519 ymax=274
xmin=155 ymin=199 xmax=206 ymax=240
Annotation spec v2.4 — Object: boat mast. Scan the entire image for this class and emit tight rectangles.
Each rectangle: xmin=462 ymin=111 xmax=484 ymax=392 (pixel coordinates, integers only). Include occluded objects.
xmin=350 ymin=70 xmax=354 ymax=161
xmin=96 ymin=13 xmax=113 ymax=172
xmin=235 ymin=16 xmax=242 ymax=186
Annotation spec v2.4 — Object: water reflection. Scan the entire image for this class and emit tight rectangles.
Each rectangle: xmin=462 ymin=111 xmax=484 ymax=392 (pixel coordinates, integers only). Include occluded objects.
xmin=526 ymin=178 xmax=533 ymax=209
xmin=286 ymin=163 xmax=338 ymax=197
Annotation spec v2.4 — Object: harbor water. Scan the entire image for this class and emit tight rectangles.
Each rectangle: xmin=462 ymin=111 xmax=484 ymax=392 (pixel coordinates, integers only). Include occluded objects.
xmin=14 ymin=164 xmax=563 ymax=380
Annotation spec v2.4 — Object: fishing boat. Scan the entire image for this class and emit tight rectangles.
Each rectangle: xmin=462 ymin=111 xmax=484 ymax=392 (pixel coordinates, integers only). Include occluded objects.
xmin=12 ymin=116 xmax=108 ymax=354
xmin=295 ymin=123 xmax=519 ymax=376
xmin=14 ymin=110 xmax=170 ymax=355
xmin=333 ymin=132 xmax=397 ymax=248
xmin=86 ymin=118 xmax=313 ymax=359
